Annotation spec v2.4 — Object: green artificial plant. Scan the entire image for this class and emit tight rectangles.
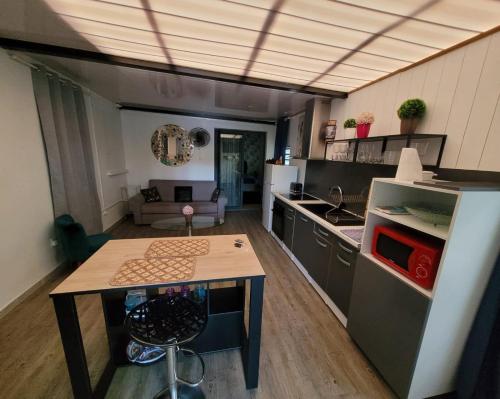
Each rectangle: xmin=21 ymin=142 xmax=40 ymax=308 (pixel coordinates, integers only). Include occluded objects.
xmin=343 ymin=118 xmax=356 ymax=128
xmin=397 ymin=99 xmax=426 ymax=120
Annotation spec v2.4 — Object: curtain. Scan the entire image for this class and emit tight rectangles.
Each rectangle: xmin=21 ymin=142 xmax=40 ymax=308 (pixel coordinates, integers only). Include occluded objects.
xmin=220 ymin=136 xmax=242 ymax=207
xmin=31 ymin=68 xmax=102 ymax=234
xmin=274 ymin=116 xmax=289 ymax=161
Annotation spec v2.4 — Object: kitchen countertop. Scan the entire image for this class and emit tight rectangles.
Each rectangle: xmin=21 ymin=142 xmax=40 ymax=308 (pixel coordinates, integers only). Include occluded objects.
xmin=273 ymin=192 xmax=364 ymax=248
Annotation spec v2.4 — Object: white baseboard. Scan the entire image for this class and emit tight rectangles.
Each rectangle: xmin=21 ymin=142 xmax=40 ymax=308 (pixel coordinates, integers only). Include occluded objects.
xmin=0 ymin=261 xmax=67 ymax=320
xmin=270 ymin=231 xmax=348 ymax=327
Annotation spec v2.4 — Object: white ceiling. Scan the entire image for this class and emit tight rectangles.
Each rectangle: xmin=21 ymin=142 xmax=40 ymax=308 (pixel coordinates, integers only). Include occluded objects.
xmin=1 ymin=0 xmax=500 ymax=94
xmin=26 ymin=53 xmax=318 ymax=119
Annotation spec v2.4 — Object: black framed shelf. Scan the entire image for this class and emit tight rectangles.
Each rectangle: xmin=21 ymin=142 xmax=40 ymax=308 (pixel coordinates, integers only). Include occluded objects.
xmin=324 ymin=134 xmax=446 ymax=167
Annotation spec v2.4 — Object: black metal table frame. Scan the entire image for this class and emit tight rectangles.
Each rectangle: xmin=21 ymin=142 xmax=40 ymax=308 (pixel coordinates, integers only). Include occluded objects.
xmin=51 ymin=276 xmax=264 ymax=399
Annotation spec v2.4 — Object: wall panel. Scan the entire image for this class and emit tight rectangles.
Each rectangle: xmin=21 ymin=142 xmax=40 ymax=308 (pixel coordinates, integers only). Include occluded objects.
xmin=440 ymin=37 xmax=490 ymax=168
xmin=457 ymin=33 xmax=500 ymax=169
xmin=330 ymin=31 xmax=500 ymax=172
xmin=418 ymin=56 xmax=445 ymax=133
xmin=479 ymin=97 xmax=500 ymax=171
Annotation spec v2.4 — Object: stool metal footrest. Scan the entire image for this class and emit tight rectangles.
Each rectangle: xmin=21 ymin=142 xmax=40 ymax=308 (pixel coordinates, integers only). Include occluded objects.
xmin=153 ymin=384 xmax=204 ymax=399
xmin=153 ymin=345 xmax=206 ymax=399
xmin=177 ymin=347 xmax=205 ymax=387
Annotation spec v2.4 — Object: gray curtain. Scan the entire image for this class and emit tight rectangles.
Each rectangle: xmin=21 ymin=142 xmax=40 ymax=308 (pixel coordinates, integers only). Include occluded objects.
xmin=220 ymin=136 xmax=242 ymax=207
xmin=32 ymin=67 xmax=102 ymax=234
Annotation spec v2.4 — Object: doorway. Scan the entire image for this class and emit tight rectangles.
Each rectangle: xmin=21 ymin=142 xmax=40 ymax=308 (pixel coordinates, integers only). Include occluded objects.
xmin=214 ymin=129 xmax=267 ymax=209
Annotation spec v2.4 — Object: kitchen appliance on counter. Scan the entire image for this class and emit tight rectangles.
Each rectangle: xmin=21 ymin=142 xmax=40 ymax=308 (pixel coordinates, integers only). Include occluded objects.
xmin=372 ymin=225 xmax=443 ymax=289
xmin=289 ymin=182 xmax=303 ymax=195
xmin=262 ymin=164 xmax=298 ymax=231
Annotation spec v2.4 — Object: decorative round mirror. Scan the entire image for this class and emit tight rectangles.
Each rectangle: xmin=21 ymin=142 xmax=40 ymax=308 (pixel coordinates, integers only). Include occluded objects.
xmin=151 ymin=124 xmax=193 ymax=166
xmin=189 ymin=127 xmax=211 ymax=148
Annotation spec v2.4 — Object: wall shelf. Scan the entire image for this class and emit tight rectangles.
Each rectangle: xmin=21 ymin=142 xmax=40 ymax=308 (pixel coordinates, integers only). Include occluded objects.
xmin=107 ymin=169 xmax=128 ymax=176
xmin=324 ymin=133 xmax=446 ymax=167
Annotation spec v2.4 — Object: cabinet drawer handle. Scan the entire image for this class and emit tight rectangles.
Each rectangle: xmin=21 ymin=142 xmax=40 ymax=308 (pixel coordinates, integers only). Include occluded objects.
xmin=315 ymin=238 xmax=328 ymax=248
xmin=338 ymin=241 xmax=353 ymax=254
xmin=317 ymin=227 xmax=330 ymax=237
xmin=336 ymin=254 xmax=351 ymax=267
xmin=286 ymin=215 xmax=294 ymax=221
xmin=287 ymin=208 xmax=294 ymax=213
xmin=300 ymin=216 xmax=309 ymax=223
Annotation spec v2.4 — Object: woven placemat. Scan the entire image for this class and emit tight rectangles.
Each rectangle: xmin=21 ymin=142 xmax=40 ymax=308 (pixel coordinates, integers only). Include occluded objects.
xmin=109 ymin=257 xmax=196 ymax=286
xmin=144 ymin=239 xmax=209 ymax=258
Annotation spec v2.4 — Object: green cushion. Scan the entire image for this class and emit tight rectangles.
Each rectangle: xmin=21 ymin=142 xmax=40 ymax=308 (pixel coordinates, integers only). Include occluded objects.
xmin=88 ymin=233 xmax=112 ymax=253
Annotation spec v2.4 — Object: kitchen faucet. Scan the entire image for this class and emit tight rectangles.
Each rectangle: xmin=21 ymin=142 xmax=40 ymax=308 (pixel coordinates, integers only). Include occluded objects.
xmin=325 ymin=185 xmax=343 ymax=220
xmin=328 ymin=185 xmax=343 ymax=208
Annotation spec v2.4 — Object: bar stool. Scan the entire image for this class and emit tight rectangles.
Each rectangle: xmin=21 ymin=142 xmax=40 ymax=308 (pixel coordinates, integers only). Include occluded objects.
xmin=126 ymin=295 xmax=208 ymax=399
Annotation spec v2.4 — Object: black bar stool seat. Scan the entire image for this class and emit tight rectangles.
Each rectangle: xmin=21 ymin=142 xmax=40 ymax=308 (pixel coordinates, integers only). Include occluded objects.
xmin=126 ymin=295 xmax=208 ymax=399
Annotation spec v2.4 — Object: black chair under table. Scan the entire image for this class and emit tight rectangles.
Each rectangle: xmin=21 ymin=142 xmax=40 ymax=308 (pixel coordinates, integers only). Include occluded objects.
xmin=125 ymin=295 xmax=208 ymax=399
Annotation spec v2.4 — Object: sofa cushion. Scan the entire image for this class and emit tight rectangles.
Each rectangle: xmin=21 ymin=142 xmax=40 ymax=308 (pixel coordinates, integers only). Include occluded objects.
xmin=140 ymin=186 xmax=161 ymax=203
xmin=142 ymin=201 xmax=218 ymax=214
xmin=210 ymin=188 xmax=220 ymax=203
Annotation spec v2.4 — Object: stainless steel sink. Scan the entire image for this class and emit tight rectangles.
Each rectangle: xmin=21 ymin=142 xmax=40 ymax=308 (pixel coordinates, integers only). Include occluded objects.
xmin=298 ymin=203 xmax=365 ymax=226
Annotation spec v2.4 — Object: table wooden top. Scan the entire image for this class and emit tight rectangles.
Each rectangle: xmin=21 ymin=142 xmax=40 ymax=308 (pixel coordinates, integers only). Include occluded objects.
xmin=50 ymin=234 xmax=266 ymax=296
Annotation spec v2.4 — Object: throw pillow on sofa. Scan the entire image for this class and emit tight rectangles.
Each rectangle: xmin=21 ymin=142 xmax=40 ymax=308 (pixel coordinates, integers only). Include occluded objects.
xmin=140 ymin=187 xmax=161 ymax=203
xmin=211 ymin=188 xmax=220 ymax=203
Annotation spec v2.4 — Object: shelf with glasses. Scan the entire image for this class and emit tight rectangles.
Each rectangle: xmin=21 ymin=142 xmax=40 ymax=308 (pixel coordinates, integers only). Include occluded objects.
xmin=324 ymin=134 xmax=446 ymax=167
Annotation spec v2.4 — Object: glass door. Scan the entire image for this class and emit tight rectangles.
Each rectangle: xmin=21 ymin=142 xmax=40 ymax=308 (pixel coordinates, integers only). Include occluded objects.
xmin=219 ymin=133 xmax=243 ymax=208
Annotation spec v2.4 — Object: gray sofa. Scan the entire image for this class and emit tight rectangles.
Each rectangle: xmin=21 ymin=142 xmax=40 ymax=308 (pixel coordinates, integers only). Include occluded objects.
xmin=129 ymin=180 xmax=227 ymax=225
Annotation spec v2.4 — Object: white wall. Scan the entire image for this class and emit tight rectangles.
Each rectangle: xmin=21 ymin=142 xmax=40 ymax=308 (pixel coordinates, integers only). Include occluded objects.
xmin=331 ymin=31 xmax=500 ymax=172
xmin=86 ymin=92 xmax=127 ymax=230
xmin=0 ymin=50 xmax=60 ymax=312
xmin=121 ymin=110 xmax=276 ymax=188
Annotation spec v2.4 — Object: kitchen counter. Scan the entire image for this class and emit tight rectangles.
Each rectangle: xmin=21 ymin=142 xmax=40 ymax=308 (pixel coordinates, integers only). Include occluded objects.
xmin=273 ymin=192 xmax=364 ymax=248
xmin=50 ymin=234 xmax=266 ymax=397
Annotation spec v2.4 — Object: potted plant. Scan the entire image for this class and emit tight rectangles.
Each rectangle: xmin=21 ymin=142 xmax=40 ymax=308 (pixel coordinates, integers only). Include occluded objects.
xmin=343 ymin=118 xmax=356 ymax=139
xmin=356 ymin=112 xmax=374 ymax=138
xmin=397 ymin=98 xmax=426 ymax=134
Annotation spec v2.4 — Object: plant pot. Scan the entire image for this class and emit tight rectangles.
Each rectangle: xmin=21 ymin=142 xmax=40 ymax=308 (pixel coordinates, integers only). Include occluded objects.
xmin=356 ymin=123 xmax=371 ymax=138
xmin=344 ymin=127 xmax=356 ymax=139
xmin=400 ymin=118 xmax=419 ymax=134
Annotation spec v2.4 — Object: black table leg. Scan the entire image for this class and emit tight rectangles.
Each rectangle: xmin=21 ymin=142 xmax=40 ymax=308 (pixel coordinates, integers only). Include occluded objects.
xmin=242 ymin=276 xmax=265 ymax=389
xmin=52 ymin=294 xmax=93 ymax=399
xmin=101 ymin=292 xmax=129 ymax=366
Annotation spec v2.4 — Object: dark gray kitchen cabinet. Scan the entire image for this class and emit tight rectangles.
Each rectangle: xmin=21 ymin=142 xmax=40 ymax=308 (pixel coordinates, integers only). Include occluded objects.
xmin=291 ymin=212 xmax=314 ymax=274
xmin=283 ymin=206 xmax=295 ymax=250
xmin=325 ymin=237 xmax=358 ymax=315
xmin=347 ymin=254 xmax=430 ymax=398
xmin=308 ymin=230 xmax=331 ymax=290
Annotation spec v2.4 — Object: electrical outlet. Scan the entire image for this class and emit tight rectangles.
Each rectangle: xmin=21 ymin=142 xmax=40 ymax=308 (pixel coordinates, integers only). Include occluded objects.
xmin=50 ymin=238 xmax=58 ymax=247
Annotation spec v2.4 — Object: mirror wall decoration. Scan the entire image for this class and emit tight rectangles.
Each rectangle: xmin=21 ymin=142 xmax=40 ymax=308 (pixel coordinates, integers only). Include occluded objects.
xmin=151 ymin=124 xmax=193 ymax=166
xmin=189 ymin=127 xmax=211 ymax=148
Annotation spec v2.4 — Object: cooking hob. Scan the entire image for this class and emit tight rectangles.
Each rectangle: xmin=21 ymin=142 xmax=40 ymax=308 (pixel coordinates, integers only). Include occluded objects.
xmin=280 ymin=192 xmax=318 ymax=201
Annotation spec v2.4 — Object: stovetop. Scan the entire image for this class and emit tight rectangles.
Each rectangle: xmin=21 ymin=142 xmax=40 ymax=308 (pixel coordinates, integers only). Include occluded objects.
xmin=280 ymin=192 xmax=318 ymax=201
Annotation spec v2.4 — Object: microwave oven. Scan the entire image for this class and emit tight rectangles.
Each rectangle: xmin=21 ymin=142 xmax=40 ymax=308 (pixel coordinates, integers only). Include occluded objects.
xmin=372 ymin=225 xmax=443 ymax=289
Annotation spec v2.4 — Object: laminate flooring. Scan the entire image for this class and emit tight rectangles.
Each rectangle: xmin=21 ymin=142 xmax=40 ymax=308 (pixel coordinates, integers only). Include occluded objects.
xmin=0 ymin=211 xmax=394 ymax=399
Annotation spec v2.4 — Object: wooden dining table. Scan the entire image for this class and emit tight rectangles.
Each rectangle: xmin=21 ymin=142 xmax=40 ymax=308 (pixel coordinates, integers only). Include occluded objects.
xmin=50 ymin=234 xmax=266 ymax=399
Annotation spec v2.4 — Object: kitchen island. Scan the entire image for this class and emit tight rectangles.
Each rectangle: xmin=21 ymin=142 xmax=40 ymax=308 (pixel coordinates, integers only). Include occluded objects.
xmin=50 ymin=234 xmax=266 ymax=399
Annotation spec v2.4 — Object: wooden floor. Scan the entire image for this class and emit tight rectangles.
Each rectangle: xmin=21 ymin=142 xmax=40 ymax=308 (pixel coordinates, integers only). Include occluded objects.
xmin=0 ymin=211 xmax=394 ymax=399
